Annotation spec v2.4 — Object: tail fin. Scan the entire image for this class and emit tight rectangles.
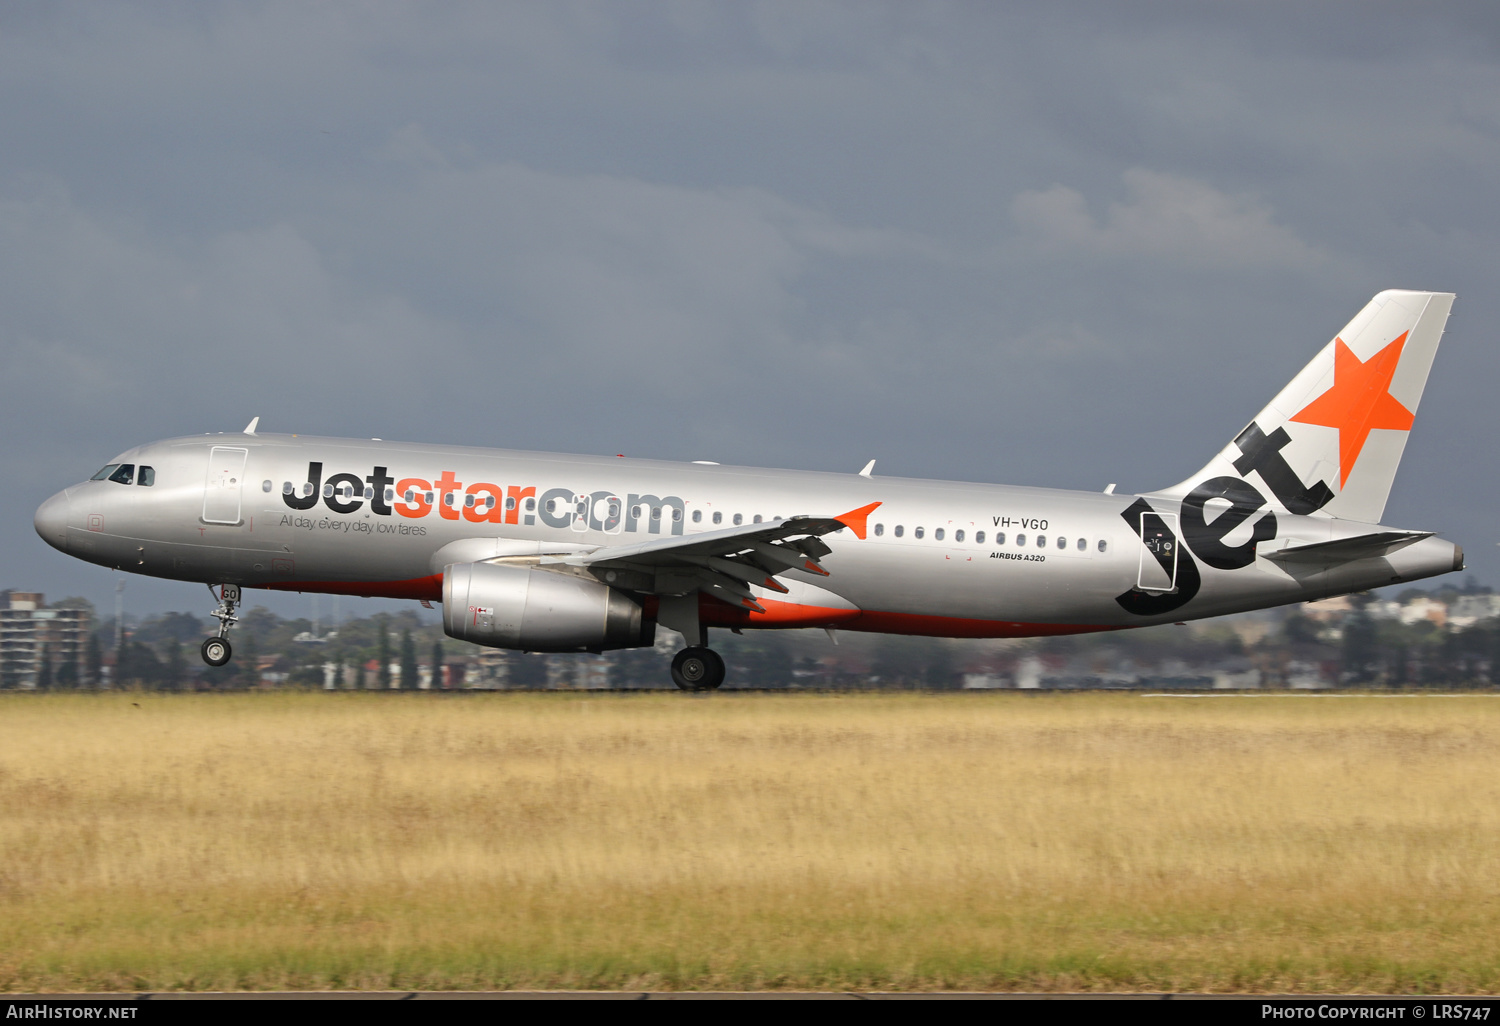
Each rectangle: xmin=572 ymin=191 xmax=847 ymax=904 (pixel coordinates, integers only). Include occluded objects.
xmin=1157 ymin=290 xmax=1454 ymax=523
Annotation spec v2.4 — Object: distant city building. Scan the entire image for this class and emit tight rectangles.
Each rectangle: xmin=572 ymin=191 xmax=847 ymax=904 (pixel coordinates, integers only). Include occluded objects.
xmin=1303 ymin=596 xmax=1353 ymax=621
xmin=1399 ymin=597 xmax=1448 ymax=627
xmin=0 ymin=593 xmax=92 ymax=689
xmin=1448 ymin=594 xmax=1500 ymax=629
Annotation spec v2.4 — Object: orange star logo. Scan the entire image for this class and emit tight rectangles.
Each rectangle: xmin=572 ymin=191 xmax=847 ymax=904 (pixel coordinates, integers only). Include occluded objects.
xmin=1289 ymin=332 xmax=1414 ymax=488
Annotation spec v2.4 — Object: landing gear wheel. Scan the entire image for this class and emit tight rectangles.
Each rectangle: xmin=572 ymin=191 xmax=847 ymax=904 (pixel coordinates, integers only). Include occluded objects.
xmin=201 ymin=637 xmax=232 ymax=667
xmin=672 ymin=647 xmax=725 ymax=691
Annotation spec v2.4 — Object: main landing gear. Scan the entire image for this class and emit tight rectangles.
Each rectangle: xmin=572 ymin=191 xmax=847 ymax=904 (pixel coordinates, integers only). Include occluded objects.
xmin=201 ymin=583 xmax=240 ymax=667
xmin=671 ymin=646 xmax=725 ymax=692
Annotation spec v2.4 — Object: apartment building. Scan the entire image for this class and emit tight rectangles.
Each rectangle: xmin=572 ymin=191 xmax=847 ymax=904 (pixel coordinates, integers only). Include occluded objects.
xmin=0 ymin=592 xmax=92 ymax=689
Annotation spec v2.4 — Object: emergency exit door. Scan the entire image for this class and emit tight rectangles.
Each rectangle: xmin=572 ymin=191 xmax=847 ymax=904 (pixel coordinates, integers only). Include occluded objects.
xmin=1136 ymin=510 xmax=1180 ymax=593
xmin=202 ymin=446 xmax=248 ymax=525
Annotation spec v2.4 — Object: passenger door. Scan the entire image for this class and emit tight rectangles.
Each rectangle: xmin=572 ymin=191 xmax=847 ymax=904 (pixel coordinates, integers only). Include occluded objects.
xmin=202 ymin=446 xmax=248 ymax=525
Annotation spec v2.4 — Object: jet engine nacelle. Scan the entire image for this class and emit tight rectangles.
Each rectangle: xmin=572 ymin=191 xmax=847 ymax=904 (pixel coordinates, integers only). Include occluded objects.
xmin=442 ymin=561 xmax=655 ymax=653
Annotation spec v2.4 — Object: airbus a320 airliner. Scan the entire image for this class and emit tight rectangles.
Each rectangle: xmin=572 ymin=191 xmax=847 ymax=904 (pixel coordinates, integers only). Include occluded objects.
xmin=35 ymin=290 xmax=1462 ymax=689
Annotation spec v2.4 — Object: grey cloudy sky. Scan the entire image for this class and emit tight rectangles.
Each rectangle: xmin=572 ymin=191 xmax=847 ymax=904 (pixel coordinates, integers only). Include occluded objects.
xmin=4 ymin=2 xmax=1499 ymax=617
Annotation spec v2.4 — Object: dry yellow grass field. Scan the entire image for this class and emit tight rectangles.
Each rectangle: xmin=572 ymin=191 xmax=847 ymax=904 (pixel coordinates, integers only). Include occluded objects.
xmin=1 ymin=690 xmax=1498 ymax=993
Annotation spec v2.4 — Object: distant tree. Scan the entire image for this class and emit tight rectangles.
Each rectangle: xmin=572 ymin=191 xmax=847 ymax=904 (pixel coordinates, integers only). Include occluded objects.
xmin=115 ymin=634 xmax=130 ymax=686
xmin=506 ymin=653 xmax=548 ymax=688
xmin=377 ymin=617 xmax=391 ymax=689
xmin=1390 ymin=643 xmax=1409 ymax=687
xmin=165 ymin=638 xmax=184 ymax=691
xmin=86 ymin=632 xmax=102 ymax=688
xmin=431 ymin=637 xmax=445 ymax=689
xmin=34 ymin=643 xmax=52 ymax=691
xmin=923 ymin=639 xmax=957 ymax=689
xmin=126 ymin=641 xmax=164 ymax=688
xmin=399 ymin=628 xmax=417 ymax=690
xmin=1282 ymin=612 xmax=1320 ymax=645
xmin=55 ymin=650 xmax=77 ymax=689
xmin=1342 ymin=610 xmax=1378 ymax=684
xmin=239 ymin=631 xmax=259 ymax=689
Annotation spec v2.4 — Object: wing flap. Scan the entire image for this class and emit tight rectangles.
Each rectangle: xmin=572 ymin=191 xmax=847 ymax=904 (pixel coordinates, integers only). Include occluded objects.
xmin=548 ymin=503 xmax=881 ymax=603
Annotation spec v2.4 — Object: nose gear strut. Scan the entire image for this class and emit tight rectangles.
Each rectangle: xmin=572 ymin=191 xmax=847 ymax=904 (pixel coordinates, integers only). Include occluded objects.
xmin=201 ymin=584 xmax=240 ymax=667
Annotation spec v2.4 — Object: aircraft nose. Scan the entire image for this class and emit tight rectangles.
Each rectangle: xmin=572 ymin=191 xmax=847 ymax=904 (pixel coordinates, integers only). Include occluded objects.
xmin=34 ymin=490 xmax=72 ymax=553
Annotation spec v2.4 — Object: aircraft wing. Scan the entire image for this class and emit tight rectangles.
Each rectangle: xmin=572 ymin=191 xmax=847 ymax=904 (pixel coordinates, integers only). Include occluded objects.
xmin=1263 ymin=530 xmax=1433 ymax=565
xmin=544 ymin=502 xmax=881 ymax=612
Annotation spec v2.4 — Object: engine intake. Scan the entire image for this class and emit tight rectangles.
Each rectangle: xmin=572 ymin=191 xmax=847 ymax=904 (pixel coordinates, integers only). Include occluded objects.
xmin=443 ymin=561 xmax=655 ymax=652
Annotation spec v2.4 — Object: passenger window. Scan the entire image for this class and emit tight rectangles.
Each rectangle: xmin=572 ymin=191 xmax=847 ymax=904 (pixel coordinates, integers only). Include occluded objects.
xmin=692 ymin=510 xmax=702 ymax=523
xmin=525 ymin=498 xmax=536 ymax=512
xmin=404 ymin=489 xmax=415 ymax=503
xmin=322 ymin=483 xmax=334 ymax=498
xmin=673 ymin=508 xmax=683 ymax=522
xmin=283 ymin=482 xmax=294 ymax=495
xmin=260 ymin=479 xmax=271 ymax=493
xmin=464 ymin=494 xmax=475 ymax=508
xmin=1097 ymin=539 xmax=1108 ymax=553
xmin=651 ymin=506 xmax=662 ymax=521
xmin=874 ymin=524 xmax=884 ymax=536
xmin=425 ymin=492 xmax=435 ymax=504
xmin=138 ymin=467 xmax=156 ymax=487
xmin=753 ymin=514 xmax=762 ymax=524
xmin=364 ymin=486 xmax=374 ymax=500
xmin=915 ymin=527 xmax=925 ymax=539
xmin=954 ymin=529 xmax=964 ymax=542
xmin=629 ymin=504 xmax=640 ymax=519
xmin=1037 ymin=536 xmax=1047 ymax=548
xmin=91 ymin=464 xmax=120 ymax=481
xmin=894 ymin=525 xmax=904 ymax=537
xmin=995 ymin=532 xmax=1005 ymax=545
xmin=444 ymin=493 xmax=455 ymax=506
xmin=1056 ymin=536 xmax=1066 ymax=549
xmin=385 ymin=488 xmax=394 ymax=503
xmin=108 ymin=464 xmax=135 ymax=485
xmin=733 ymin=514 xmax=743 ymax=526
xmin=1016 ymin=534 xmax=1026 ymax=546
xmin=1077 ymin=537 xmax=1086 ymax=551
xmin=934 ymin=528 xmax=945 ymax=541
xmin=976 ymin=531 xmax=985 ymax=544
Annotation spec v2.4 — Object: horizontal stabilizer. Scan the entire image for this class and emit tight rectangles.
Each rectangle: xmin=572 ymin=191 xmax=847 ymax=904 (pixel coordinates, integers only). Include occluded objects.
xmin=1264 ymin=530 xmax=1432 ymax=564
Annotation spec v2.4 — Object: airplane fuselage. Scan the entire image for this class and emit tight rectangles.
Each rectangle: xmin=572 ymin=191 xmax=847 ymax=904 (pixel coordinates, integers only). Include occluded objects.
xmin=33 ymin=431 xmax=1462 ymax=639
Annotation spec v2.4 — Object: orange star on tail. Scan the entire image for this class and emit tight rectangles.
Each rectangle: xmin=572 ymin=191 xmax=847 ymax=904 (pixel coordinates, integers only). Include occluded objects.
xmin=1289 ymin=332 xmax=1414 ymax=488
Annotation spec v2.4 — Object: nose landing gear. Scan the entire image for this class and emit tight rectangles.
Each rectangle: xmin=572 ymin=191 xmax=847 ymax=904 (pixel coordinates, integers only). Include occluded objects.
xmin=201 ymin=584 xmax=240 ymax=667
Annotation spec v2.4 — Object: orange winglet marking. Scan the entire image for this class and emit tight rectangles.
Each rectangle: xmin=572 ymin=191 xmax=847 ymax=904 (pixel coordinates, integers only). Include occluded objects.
xmin=834 ymin=501 xmax=883 ymax=540
xmin=804 ymin=560 xmax=830 ymax=577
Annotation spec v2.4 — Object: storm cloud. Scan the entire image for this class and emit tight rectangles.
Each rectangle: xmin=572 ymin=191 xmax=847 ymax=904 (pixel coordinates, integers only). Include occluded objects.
xmin=4 ymin=2 xmax=1498 ymax=614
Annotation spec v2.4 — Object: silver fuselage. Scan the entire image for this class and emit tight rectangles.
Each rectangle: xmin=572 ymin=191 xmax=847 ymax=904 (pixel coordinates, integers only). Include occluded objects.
xmin=34 ymin=432 xmax=1461 ymax=637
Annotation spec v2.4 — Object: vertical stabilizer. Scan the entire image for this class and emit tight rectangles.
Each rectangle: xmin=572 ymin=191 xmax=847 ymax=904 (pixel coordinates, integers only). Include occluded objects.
xmin=1156 ymin=290 xmax=1453 ymax=524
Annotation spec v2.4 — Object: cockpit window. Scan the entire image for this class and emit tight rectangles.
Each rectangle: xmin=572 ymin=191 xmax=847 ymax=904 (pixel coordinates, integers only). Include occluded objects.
xmin=107 ymin=464 xmax=135 ymax=485
xmin=137 ymin=466 xmax=155 ymax=487
xmin=91 ymin=464 xmax=120 ymax=481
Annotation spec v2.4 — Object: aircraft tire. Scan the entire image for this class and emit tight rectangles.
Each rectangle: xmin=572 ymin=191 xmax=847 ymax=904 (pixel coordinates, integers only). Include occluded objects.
xmin=201 ymin=637 xmax=232 ymax=667
xmin=671 ymin=647 xmax=725 ymax=691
